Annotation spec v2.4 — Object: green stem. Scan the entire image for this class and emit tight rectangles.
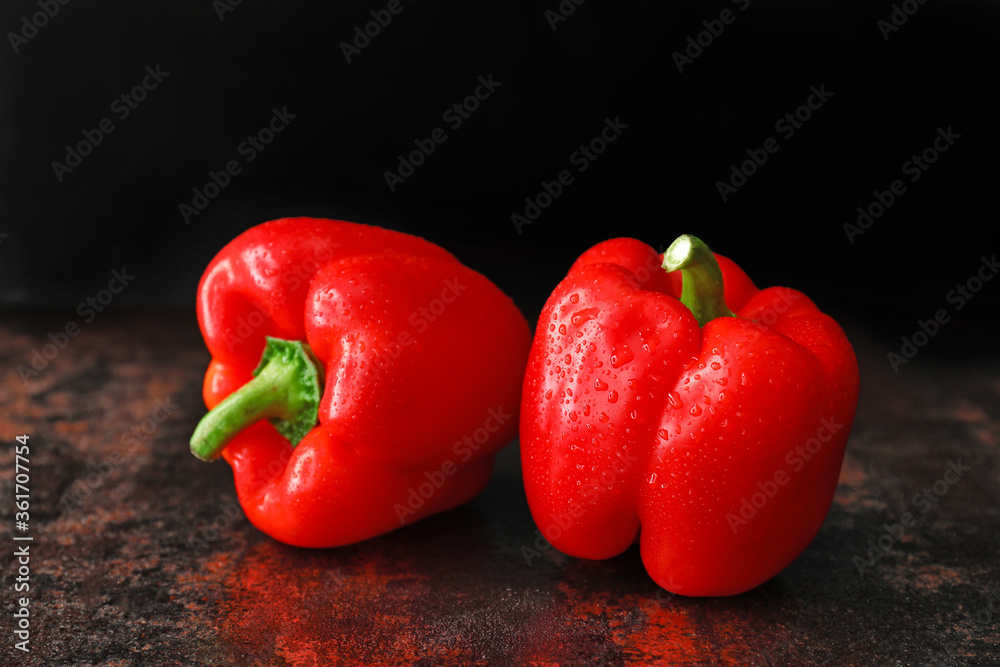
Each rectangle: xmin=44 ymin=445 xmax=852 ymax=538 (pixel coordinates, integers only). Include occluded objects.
xmin=190 ymin=337 xmax=324 ymax=461
xmin=661 ymin=234 xmax=736 ymax=327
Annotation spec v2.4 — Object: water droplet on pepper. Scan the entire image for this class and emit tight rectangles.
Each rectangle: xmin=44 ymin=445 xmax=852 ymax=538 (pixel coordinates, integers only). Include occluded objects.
xmin=571 ymin=308 xmax=600 ymax=327
xmin=610 ymin=345 xmax=634 ymax=369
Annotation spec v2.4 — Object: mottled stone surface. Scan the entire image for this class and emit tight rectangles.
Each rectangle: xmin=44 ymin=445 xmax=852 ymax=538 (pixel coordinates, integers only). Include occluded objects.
xmin=1 ymin=312 xmax=997 ymax=666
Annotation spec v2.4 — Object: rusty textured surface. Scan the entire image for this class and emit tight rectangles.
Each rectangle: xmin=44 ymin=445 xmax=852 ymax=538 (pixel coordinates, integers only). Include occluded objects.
xmin=1 ymin=312 xmax=998 ymax=666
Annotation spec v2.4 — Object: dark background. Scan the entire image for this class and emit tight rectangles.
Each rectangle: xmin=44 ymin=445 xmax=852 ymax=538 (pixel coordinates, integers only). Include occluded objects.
xmin=1 ymin=0 xmax=997 ymax=354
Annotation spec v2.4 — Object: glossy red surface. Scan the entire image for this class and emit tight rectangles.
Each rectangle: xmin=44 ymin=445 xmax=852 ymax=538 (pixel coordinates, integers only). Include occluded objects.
xmin=196 ymin=218 xmax=531 ymax=547
xmin=519 ymin=238 xmax=859 ymax=596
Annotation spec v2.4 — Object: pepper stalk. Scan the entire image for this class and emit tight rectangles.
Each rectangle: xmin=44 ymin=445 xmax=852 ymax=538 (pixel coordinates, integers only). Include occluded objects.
xmin=190 ymin=336 xmax=324 ymax=461
xmin=662 ymin=234 xmax=737 ymax=327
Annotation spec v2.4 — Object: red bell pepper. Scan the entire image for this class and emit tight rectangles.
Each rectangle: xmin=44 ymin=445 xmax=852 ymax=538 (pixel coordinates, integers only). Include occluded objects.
xmin=520 ymin=234 xmax=859 ymax=596
xmin=189 ymin=217 xmax=530 ymax=547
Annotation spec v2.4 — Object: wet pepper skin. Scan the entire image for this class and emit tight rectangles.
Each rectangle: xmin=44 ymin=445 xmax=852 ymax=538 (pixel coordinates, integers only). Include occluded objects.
xmin=520 ymin=238 xmax=859 ymax=596
xmin=197 ymin=217 xmax=531 ymax=547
